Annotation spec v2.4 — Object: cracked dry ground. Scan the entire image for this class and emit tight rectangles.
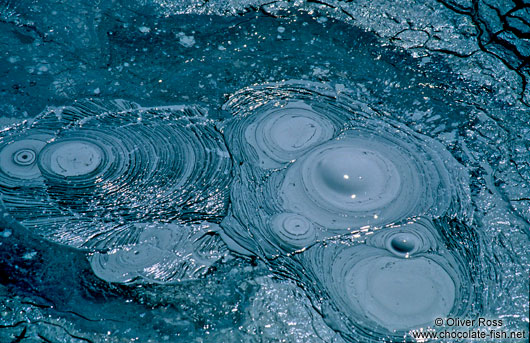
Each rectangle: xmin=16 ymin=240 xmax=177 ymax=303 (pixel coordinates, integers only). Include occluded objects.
xmin=1 ymin=0 xmax=529 ymax=342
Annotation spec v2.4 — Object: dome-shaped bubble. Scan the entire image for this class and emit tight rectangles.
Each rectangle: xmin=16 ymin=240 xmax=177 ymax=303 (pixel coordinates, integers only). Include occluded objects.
xmin=303 ymin=144 xmax=402 ymax=212
xmin=366 ymin=218 xmax=440 ymax=258
xmin=220 ymin=81 xmax=471 ymax=258
xmin=89 ymin=222 xmax=227 ymax=284
xmin=281 ymin=125 xmax=465 ymax=230
xmin=291 ymin=217 xmax=478 ymax=340
xmin=0 ymin=99 xmax=232 ymax=251
xmin=388 ymin=233 xmax=418 ymax=255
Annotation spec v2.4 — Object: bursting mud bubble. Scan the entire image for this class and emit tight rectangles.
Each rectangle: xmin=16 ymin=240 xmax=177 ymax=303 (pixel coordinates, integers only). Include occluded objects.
xmin=0 ymin=1 xmax=529 ymax=342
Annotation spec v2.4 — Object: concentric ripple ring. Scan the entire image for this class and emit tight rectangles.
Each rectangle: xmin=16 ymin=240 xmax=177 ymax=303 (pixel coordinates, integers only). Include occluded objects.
xmin=0 ymin=99 xmax=232 ymax=251
xmin=220 ymin=81 xmax=471 ymax=257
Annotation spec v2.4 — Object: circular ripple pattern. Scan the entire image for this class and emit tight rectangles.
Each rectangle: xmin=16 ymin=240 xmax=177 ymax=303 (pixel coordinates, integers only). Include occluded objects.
xmin=270 ymin=213 xmax=317 ymax=251
xmin=281 ymin=120 xmax=471 ymax=230
xmin=226 ymin=101 xmax=337 ymax=169
xmin=0 ymin=99 xmax=232 ymax=250
xmin=292 ymin=217 xmax=481 ymax=340
xmin=90 ymin=222 xmax=227 ymax=284
xmin=0 ymin=133 xmax=52 ymax=185
xmin=366 ymin=219 xmax=439 ymax=258
xmin=221 ymin=81 xmax=359 ymax=170
xmin=220 ymin=81 xmax=471 ymax=258
xmin=39 ymin=139 xmax=104 ymax=177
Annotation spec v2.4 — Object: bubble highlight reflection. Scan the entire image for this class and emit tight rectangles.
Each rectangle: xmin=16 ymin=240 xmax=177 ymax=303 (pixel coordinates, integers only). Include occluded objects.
xmin=220 ymin=81 xmax=471 ymax=258
xmin=291 ymin=218 xmax=482 ymax=340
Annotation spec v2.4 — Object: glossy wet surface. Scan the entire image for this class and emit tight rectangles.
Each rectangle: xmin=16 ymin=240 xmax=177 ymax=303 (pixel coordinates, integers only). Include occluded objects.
xmin=1 ymin=1 xmax=529 ymax=342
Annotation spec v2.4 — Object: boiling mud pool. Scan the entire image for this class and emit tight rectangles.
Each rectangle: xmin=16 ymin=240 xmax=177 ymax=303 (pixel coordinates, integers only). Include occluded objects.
xmin=0 ymin=0 xmax=529 ymax=342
